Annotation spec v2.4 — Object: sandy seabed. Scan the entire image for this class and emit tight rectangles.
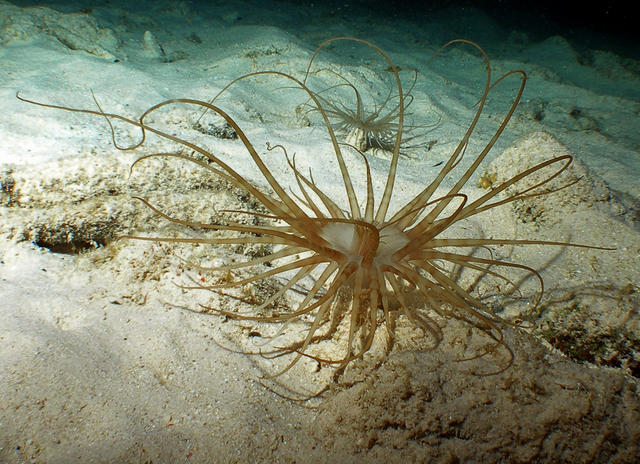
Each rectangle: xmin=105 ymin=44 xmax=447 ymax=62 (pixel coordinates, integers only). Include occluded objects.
xmin=1 ymin=1 xmax=639 ymax=462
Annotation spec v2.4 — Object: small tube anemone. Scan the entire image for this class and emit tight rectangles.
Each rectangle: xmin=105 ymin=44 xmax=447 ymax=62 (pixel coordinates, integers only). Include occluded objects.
xmin=299 ymin=67 xmax=425 ymax=155
xmin=18 ymin=37 xmax=608 ymax=397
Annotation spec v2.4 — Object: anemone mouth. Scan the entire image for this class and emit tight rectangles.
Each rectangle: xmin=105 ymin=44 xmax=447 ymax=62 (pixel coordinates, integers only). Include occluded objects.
xmin=317 ymin=219 xmax=384 ymax=264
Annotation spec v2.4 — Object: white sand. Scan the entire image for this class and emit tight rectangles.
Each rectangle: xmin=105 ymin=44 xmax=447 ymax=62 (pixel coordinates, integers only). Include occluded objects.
xmin=1 ymin=1 xmax=639 ymax=462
